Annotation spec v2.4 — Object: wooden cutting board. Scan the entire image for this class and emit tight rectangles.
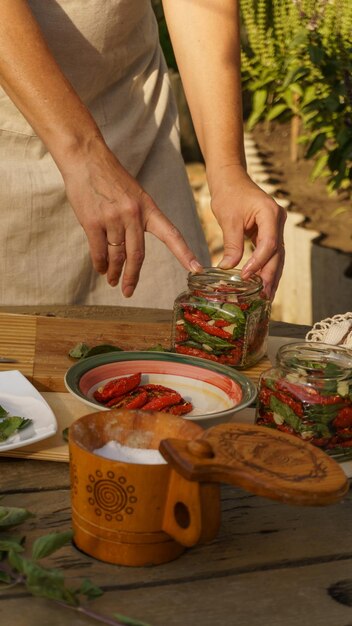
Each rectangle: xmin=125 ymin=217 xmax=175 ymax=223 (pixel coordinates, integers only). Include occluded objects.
xmin=0 ymin=312 xmax=272 ymax=392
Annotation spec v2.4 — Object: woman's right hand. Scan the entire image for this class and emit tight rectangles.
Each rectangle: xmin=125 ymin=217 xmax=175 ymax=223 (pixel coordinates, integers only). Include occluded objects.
xmin=0 ymin=1 xmax=202 ymax=298
xmin=62 ymin=137 xmax=202 ymax=297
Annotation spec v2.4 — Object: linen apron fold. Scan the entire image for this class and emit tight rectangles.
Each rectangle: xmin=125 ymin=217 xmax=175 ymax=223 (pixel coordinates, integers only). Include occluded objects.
xmin=0 ymin=0 xmax=210 ymax=308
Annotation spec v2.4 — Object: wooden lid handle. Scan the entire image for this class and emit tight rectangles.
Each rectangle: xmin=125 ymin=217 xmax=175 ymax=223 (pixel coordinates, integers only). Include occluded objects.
xmin=159 ymin=423 xmax=349 ymax=506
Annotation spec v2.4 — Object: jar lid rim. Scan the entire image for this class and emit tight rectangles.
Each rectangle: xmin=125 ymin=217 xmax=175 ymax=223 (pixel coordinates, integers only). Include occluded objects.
xmin=188 ymin=267 xmax=263 ymax=295
xmin=277 ymin=341 xmax=352 ymax=377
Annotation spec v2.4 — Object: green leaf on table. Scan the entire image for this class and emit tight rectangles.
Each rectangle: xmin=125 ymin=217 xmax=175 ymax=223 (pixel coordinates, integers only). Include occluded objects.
xmin=78 ymin=577 xmax=104 ymax=600
xmin=0 ymin=536 xmax=24 ymax=553
xmin=69 ymin=342 xmax=124 ymax=359
xmin=32 ymin=530 xmax=73 ymax=560
xmin=84 ymin=344 xmax=123 ymax=358
xmin=62 ymin=427 xmax=69 ymax=442
xmin=0 ymin=405 xmax=8 ymax=419
xmin=8 ymin=548 xmax=25 ymax=573
xmin=0 ymin=505 xmax=34 ymax=528
xmin=68 ymin=342 xmax=91 ymax=359
xmin=113 ymin=613 xmax=153 ymax=626
xmin=0 ymin=569 xmax=12 ymax=584
xmin=23 ymin=559 xmax=78 ymax=606
xmin=144 ymin=344 xmax=169 ymax=352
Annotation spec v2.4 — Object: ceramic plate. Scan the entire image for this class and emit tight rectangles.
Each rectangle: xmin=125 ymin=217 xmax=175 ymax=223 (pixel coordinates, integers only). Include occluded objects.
xmin=0 ymin=370 xmax=58 ymax=451
xmin=64 ymin=351 xmax=257 ymax=426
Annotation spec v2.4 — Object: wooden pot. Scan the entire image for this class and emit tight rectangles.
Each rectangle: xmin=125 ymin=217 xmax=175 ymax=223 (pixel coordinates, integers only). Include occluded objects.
xmin=69 ymin=409 xmax=349 ymax=567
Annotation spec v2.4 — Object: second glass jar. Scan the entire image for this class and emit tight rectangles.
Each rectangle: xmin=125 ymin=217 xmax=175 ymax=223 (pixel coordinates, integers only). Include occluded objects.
xmin=171 ymin=267 xmax=271 ymax=368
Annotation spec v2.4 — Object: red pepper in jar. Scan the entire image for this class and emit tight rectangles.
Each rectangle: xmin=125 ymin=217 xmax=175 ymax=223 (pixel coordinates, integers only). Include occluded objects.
xmin=217 ymin=347 xmax=242 ymax=366
xmin=93 ymin=372 xmax=142 ymax=403
xmin=333 ymin=407 xmax=352 ymax=430
xmin=259 ymin=386 xmax=274 ymax=406
xmin=183 ymin=312 xmax=233 ymax=340
xmin=183 ymin=306 xmax=211 ymax=321
xmin=275 ymin=390 xmax=304 ymax=417
xmin=175 ymin=345 xmax=220 ymax=362
xmin=213 ymin=319 xmax=232 ymax=328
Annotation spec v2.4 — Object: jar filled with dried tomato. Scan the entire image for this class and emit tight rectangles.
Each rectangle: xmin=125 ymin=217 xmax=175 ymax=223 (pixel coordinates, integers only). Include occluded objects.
xmin=255 ymin=342 xmax=352 ymax=462
xmin=171 ymin=267 xmax=271 ymax=368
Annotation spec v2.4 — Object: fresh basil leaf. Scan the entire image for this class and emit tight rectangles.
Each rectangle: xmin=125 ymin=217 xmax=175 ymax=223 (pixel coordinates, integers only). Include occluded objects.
xmin=78 ymin=578 xmax=104 ymax=600
xmin=8 ymin=548 xmax=25 ymax=573
xmin=0 ymin=538 xmax=24 ymax=553
xmin=32 ymin=530 xmax=73 ymax=560
xmin=0 ymin=416 xmax=32 ymax=442
xmin=218 ymin=303 xmax=246 ymax=324
xmin=68 ymin=342 xmax=90 ymax=359
xmin=17 ymin=418 xmax=33 ymax=431
xmin=23 ymin=559 xmax=78 ymax=606
xmin=62 ymin=427 xmax=69 ymax=442
xmin=0 ymin=405 xmax=8 ymax=419
xmin=145 ymin=344 xmax=170 ymax=352
xmin=0 ymin=506 xmax=34 ymax=528
xmin=184 ymin=322 xmax=234 ymax=349
xmin=83 ymin=344 xmax=123 ymax=358
xmin=0 ymin=569 xmax=12 ymax=584
xmin=269 ymin=396 xmax=302 ymax=432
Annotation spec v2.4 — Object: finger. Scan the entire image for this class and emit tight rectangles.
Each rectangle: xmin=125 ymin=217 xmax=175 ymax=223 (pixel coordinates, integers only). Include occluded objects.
xmin=120 ymin=226 xmax=145 ymax=297
xmin=106 ymin=237 xmax=126 ymax=287
xmin=83 ymin=220 xmax=109 ymax=275
xmin=145 ymin=205 xmax=203 ymax=274
xmin=259 ymin=243 xmax=285 ymax=300
xmin=241 ymin=201 xmax=286 ymax=280
xmin=217 ymin=227 xmax=244 ymax=270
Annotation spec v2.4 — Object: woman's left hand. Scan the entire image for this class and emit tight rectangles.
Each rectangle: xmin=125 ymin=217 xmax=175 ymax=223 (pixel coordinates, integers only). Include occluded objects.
xmin=208 ymin=164 xmax=287 ymax=300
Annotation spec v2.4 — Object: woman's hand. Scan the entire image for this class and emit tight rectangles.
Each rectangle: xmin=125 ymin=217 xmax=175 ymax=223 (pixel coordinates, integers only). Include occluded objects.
xmin=0 ymin=0 xmax=203 ymax=298
xmin=208 ymin=165 xmax=287 ymax=300
xmin=63 ymin=138 xmax=202 ymax=297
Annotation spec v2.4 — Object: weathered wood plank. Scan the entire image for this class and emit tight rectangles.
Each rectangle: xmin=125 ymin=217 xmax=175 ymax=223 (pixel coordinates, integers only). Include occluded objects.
xmin=0 ymin=458 xmax=69 ymax=492
xmin=1 ymin=485 xmax=352 ymax=587
xmin=1 ymin=557 xmax=351 ymax=626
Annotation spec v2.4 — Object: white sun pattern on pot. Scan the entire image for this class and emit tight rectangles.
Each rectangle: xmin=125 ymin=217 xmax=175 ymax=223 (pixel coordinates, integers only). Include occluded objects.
xmin=305 ymin=312 xmax=352 ymax=349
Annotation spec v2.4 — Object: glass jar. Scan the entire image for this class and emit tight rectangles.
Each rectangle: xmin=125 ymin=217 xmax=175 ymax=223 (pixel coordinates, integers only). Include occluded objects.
xmin=255 ymin=342 xmax=352 ymax=462
xmin=171 ymin=267 xmax=271 ymax=368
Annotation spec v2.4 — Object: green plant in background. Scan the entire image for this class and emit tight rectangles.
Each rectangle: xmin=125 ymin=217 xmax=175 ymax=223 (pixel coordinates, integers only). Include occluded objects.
xmin=240 ymin=0 xmax=352 ymax=198
xmin=152 ymin=0 xmax=177 ymax=71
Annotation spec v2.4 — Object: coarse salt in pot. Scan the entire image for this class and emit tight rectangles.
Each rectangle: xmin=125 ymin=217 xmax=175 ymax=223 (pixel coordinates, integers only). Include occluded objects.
xmin=171 ymin=267 xmax=271 ymax=368
xmin=255 ymin=342 xmax=352 ymax=463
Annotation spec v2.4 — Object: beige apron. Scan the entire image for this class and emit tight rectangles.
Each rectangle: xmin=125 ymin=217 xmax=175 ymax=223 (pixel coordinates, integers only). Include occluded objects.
xmin=0 ymin=0 xmax=209 ymax=308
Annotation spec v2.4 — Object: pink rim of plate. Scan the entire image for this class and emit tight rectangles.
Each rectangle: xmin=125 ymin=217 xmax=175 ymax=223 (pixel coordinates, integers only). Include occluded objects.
xmin=79 ymin=360 xmax=243 ymax=404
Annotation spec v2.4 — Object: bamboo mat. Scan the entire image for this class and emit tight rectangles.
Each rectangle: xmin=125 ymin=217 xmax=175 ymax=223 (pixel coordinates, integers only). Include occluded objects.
xmin=0 ymin=314 xmax=36 ymax=377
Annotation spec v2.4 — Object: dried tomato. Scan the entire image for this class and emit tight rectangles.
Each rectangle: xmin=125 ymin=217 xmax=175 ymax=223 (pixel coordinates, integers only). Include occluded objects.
xmin=93 ymin=372 xmax=141 ymax=403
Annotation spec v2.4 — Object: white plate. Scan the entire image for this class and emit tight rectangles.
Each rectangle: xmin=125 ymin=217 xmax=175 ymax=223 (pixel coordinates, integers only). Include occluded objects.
xmin=0 ymin=370 xmax=57 ymax=451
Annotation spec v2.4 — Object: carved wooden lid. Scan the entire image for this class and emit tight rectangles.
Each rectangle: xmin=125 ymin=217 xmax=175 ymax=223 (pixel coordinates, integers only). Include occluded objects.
xmin=160 ymin=423 xmax=349 ymax=506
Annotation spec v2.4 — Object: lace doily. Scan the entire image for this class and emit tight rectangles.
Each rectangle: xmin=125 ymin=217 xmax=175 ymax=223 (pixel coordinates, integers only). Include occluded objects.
xmin=305 ymin=312 xmax=352 ymax=348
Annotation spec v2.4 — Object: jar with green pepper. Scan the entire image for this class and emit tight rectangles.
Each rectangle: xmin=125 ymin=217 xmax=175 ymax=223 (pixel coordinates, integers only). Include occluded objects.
xmin=171 ymin=267 xmax=270 ymax=368
xmin=255 ymin=342 xmax=352 ymax=463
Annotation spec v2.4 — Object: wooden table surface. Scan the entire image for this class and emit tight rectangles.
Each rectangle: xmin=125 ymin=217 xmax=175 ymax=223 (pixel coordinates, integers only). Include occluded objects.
xmin=1 ymin=307 xmax=351 ymax=626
